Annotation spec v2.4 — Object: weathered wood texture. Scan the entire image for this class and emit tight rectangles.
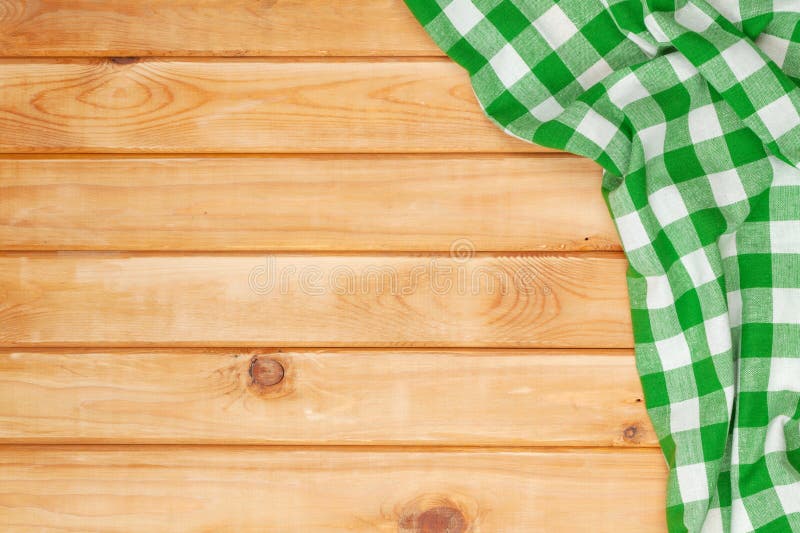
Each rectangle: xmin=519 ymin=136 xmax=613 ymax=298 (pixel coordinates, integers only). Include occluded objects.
xmin=0 ymin=155 xmax=618 ymax=251
xmin=0 ymin=59 xmax=549 ymax=153
xmin=0 ymin=253 xmax=631 ymax=347
xmin=0 ymin=0 xmax=443 ymax=57
xmin=0 ymin=349 xmax=654 ymax=446
xmin=0 ymin=446 xmax=667 ymax=532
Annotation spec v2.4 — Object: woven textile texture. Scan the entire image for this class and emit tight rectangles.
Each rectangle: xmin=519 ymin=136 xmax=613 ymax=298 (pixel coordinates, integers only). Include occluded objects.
xmin=403 ymin=1 xmax=800 ymax=531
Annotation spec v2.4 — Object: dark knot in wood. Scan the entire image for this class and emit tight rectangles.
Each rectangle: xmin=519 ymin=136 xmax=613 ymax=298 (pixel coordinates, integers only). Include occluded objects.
xmin=249 ymin=356 xmax=285 ymax=388
xmin=400 ymin=505 xmax=467 ymax=533
xmin=110 ymin=57 xmax=139 ymax=65
xmin=623 ymin=425 xmax=638 ymax=441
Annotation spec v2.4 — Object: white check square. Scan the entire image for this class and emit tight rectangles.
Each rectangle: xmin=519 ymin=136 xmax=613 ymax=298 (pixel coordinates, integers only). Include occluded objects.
xmin=675 ymin=2 xmax=714 ymax=32
xmin=776 ymin=482 xmax=800 ymax=514
xmin=656 ymin=332 xmax=693 ymax=371
xmin=727 ymin=290 xmax=743 ymax=328
xmin=765 ymin=415 xmax=791 ymax=454
xmin=768 ymin=359 xmax=800 ymax=392
xmin=608 ymin=73 xmax=650 ymax=108
xmin=756 ymin=33 xmax=791 ymax=67
xmin=773 ymin=288 xmax=800 ymax=324
xmin=707 ymin=169 xmax=748 ymax=207
xmin=649 ymin=184 xmax=690 ymax=227
xmin=533 ymin=5 xmax=578 ymax=49
xmin=770 ymin=221 xmax=800 ymax=253
xmin=721 ymin=40 xmax=767 ymax=81
xmin=530 ymin=96 xmax=563 ymax=121
xmin=681 ymin=248 xmax=717 ymax=286
xmin=490 ymin=44 xmax=530 ymax=88
xmin=704 ymin=314 xmax=732 ymax=355
xmin=718 ymin=232 xmax=737 ymax=259
xmin=639 ymin=123 xmax=666 ymax=161
xmin=671 ymin=397 xmax=701 ymax=433
xmin=576 ymin=58 xmax=613 ymax=89
xmin=688 ymin=104 xmax=723 ymax=144
xmin=707 ymin=0 xmax=741 ymax=22
xmin=676 ymin=462 xmax=709 ymax=502
xmin=731 ymin=498 xmax=754 ymax=533
xmin=646 ymin=274 xmax=674 ymax=309
xmin=615 ymin=210 xmax=651 ymax=251
xmin=757 ymin=95 xmax=800 ymax=140
xmin=444 ymin=0 xmax=484 ymax=36
xmin=701 ymin=507 xmax=723 ymax=533
xmin=666 ymin=53 xmax=699 ymax=82
xmin=576 ymin=109 xmax=617 ymax=149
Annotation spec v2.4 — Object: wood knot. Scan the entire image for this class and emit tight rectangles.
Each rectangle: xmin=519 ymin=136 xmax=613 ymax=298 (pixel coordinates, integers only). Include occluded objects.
xmin=110 ymin=57 xmax=139 ymax=65
xmin=623 ymin=425 xmax=639 ymax=442
xmin=399 ymin=506 xmax=467 ymax=533
xmin=249 ymin=356 xmax=284 ymax=388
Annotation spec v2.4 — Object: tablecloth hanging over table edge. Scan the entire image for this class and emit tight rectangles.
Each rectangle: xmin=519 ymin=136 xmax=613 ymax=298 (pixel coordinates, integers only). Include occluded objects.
xmin=402 ymin=1 xmax=800 ymax=531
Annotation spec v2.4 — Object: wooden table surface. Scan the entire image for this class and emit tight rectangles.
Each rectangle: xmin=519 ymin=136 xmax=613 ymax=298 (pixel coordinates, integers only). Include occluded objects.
xmin=0 ymin=1 xmax=666 ymax=531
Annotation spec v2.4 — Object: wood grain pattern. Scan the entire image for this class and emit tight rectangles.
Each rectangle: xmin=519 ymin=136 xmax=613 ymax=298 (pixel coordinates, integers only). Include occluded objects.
xmin=0 ymin=349 xmax=653 ymax=446
xmin=0 ymin=0 xmax=443 ymax=57
xmin=0 ymin=59 xmax=547 ymax=153
xmin=0 ymin=0 xmax=661 ymax=526
xmin=0 ymin=445 xmax=667 ymax=532
xmin=0 ymin=253 xmax=631 ymax=347
xmin=0 ymin=155 xmax=618 ymax=252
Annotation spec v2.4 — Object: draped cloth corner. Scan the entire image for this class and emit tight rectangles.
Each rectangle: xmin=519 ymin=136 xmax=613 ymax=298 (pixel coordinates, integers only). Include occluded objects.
xmin=403 ymin=0 xmax=800 ymax=531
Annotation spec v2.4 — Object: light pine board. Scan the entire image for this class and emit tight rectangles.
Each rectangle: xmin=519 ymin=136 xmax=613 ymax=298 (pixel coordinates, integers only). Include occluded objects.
xmin=0 ymin=1 xmax=652 ymax=529
xmin=0 ymin=155 xmax=618 ymax=251
xmin=0 ymin=349 xmax=654 ymax=446
xmin=0 ymin=0 xmax=443 ymax=57
xmin=0 ymin=446 xmax=666 ymax=532
xmin=0 ymin=59 xmax=548 ymax=153
xmin=0 ymin=252 xmax=631 ymax=347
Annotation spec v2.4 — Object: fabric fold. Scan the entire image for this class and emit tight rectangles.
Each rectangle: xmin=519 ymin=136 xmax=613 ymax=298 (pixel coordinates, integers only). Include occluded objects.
xmin=403 ymin=1 xmax=800 ymax=531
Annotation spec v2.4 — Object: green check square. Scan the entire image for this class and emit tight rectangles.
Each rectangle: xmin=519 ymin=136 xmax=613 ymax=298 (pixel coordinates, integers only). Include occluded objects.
xmin=664 ymin=146 xmax=706 ymax=182
xmin=738 ymin=457 xmax=774 ymax=497
xmin=737 ymin=392 xmax=770 ymax=427
xmin=700 ymin=422 xmax=729 ymax=462
xmin=740 ymin=323 xmax=774 ymax=358
xmin=738 ymin=254 xmax=773 ymax=288
xmin=652 ymin=84 xmax=691 ymax=121
xmin=485 ymin=91 xmax=529 ymax=124
xmin=487 ymin=1 xmax=530 ymax=41
xmin=641 ymin=370 xmax=671 ymax=407
xmin=693 ymin=358 xmax=723 ymax=397
xmin=727 ymin=129 xmax=768 ymax=167
xmin=532 ymin=52 xmax=574 ymax=93
xmin=755 ymin=516 xmax=795 ymax=533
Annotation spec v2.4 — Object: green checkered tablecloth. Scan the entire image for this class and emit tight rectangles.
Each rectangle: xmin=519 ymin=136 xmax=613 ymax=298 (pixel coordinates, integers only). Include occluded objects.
xmin=403 ymin=1 xmax=800 ymax=531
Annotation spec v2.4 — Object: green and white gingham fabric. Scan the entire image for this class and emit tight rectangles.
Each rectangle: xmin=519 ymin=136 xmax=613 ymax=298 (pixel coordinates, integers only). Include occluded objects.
xmin=403 ymin=0 xmax=800 ymax=531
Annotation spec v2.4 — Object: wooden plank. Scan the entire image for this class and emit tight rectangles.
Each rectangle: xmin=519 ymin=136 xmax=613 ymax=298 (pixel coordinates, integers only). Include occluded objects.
xmin=0 ymin=0 xmax=443 ymax=57
xmin=0 ymin=445 xmax=667 ymax=531
xmin=0 ymin=155 xmax=618 ymax=252
xmin=0 ymin=59 xmax=546 ymax=154
xmin=0 ymin=253 xmax=631 ymax=347
xmin=0 ymin=349 xmax=653 ymax=446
